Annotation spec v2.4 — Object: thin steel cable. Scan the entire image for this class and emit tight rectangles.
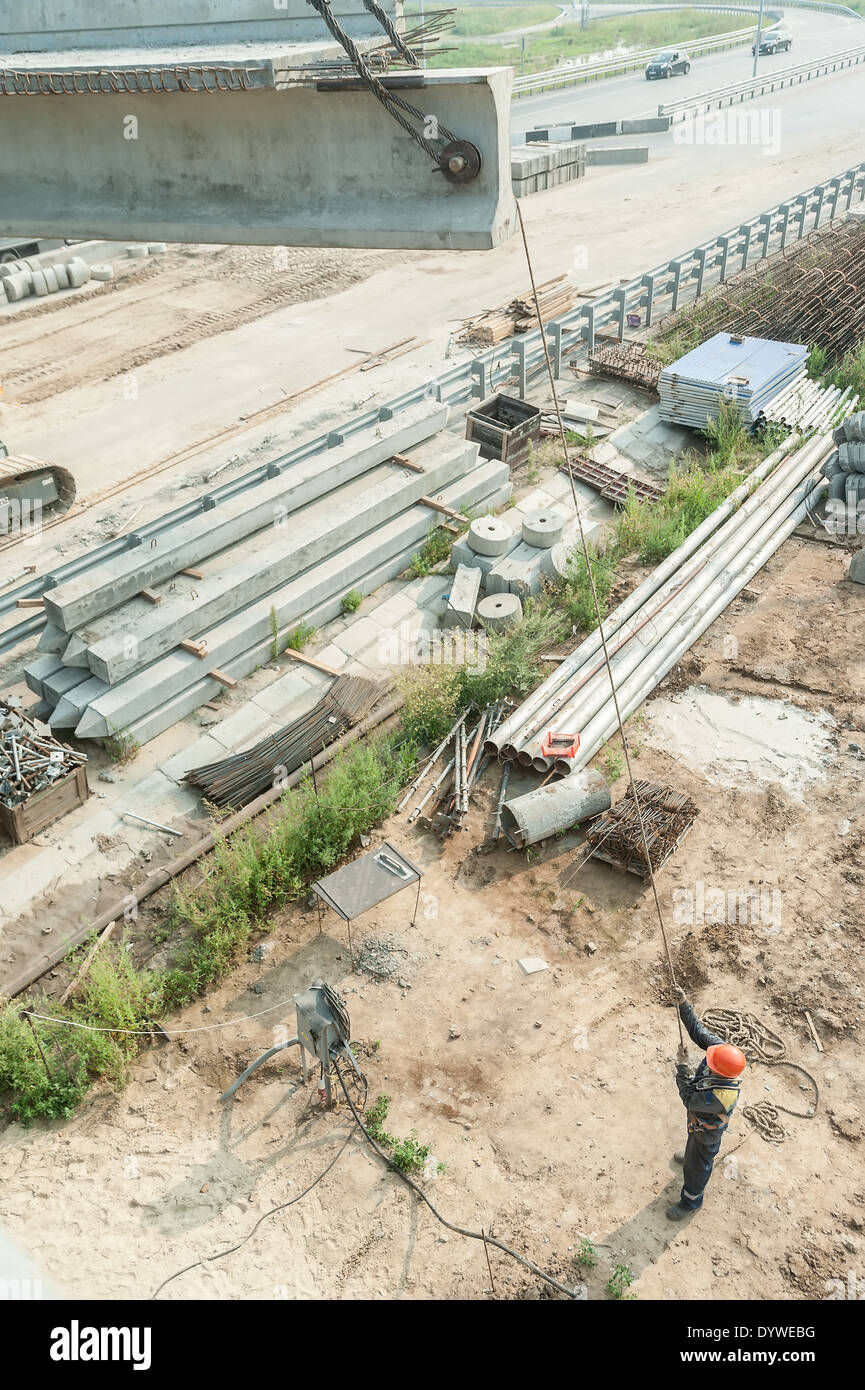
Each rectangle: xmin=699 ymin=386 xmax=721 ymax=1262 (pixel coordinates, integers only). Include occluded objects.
xmin=515 ymin=200 xmax=684 ymax=1043
xmin=362 ymin=0 xmax=419 ymax=65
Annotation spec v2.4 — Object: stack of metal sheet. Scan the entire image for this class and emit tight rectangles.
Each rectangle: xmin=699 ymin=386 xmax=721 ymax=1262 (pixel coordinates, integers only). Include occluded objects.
xmin=658 ymin=333 xmax=808 ymax=431
xmin=183 ymin=674 xmax=382 ymax=808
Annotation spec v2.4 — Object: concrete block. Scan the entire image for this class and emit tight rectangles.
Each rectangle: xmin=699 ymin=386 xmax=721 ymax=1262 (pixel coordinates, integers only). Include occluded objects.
xmin=42 ymin=266 xmax=59 ymax=293
xmin=90 ymin=264 xmax=115 ymax=281
xmin=477 ymin=592 xmax=522 ymax=632
xmin=467 ymin=515 xmax=516 ymax=556
xmin=444 ymin=564 xmax=482 ymax=629
xmin=522 ymin=509 xmax=565 ymax=549
xmin=621 ymin=117 xmax=671 ymax=134
xmin=31 ymin=269 xmax=49 ymax=297
xmin=23 ymin=654 xmax=64 ymax=697
xmin=449 ymin=533 xmax=498 ymax=578
xmin=252 ymin=671 xmax=322 ymax=719
xmin=849 ymin=549 xmax=865 ymax=584
xmin=148 ymin=243 xmax=168 ymax=254
xmin=49 ymin=676 xmax=109 ymax=728
xmin=36 ymin=621 xmax=68 ymax=654
xmin=311 ymin=643 xmax=349 ymax=671
xmin=585 ymin=146 xmax=649 ymax=166
xmin=126 ymin=244 xmax=149 ymax=258
xmin=1 ymin=271 xmax=31 ymax=301
xmin=486 ymin=542 xmax=556 ymax=598
xmin=208 ymin=706 xmax=281 ymax=751
xmin=332 ymin=616 xmax=384 ymax=657
xmin=65 ymin=256 xmax=91 ymax=288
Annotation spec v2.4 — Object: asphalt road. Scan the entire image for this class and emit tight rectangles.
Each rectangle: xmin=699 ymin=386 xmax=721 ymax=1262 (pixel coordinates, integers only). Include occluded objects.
xmin=510 ymin=9 xmax=863 ymax=136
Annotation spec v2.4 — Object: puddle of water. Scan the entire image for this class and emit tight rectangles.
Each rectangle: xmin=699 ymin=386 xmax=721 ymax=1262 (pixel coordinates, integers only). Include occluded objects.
xmin=645 ymin=687 xmax=835 ymax=802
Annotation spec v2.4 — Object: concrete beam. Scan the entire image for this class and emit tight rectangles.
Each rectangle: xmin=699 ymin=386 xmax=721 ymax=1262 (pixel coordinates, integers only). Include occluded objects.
xmin=85 ymin=445 xmax=477 ymax=684
xmin=45 ymin=400 xmax=449 ymax=634
xmin=0 ymin=1 xmax=403 ymax=50
xmin=0 ymin=62 xmax=516 ymax=251
xmin=76 ymin=455 xmax=508 ymax=738
xmin=94 ymin=467 xmax=511 ymax=745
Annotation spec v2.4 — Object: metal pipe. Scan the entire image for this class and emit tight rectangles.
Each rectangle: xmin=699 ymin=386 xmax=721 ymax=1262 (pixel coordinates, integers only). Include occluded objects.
xmin=512 ymin=435 xmax=821 ymax=762
xmin=566 ymin=471 xmax=830 ymax=774
xmin=501 ymin=769 xmax=611 ymax=848
xmin=408 ymin=754 xmax=456 ymax=823
xmin=488 ymin=435 xmax=798 ymax=759
xmin=543 ymin=436 xmax=831 ymax=757
xmin=396 ymin=711 xmax=465 ymax=813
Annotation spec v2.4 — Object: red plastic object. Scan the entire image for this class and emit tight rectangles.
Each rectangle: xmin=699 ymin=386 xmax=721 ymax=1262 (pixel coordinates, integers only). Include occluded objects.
xmin=540 ymin=730 xmax=580 ymax=759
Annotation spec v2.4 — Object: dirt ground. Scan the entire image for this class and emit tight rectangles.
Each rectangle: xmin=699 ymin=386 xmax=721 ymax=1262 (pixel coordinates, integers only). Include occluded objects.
xmin=1 ymin=532 xmax=863 ymax=1301
xmin=0 ymin=244 xmax=405 ymax=406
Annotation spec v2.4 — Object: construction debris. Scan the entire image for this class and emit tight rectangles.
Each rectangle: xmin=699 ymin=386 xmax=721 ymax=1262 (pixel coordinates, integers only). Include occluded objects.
xmin=183 ymin=674 xmax=383 ymax=808
xmin=559 ymin=454 xmax=665 ymax=507
xmin=586 ymin=341 xmax=663 ymax=392
xmin=406 ymin=701 xmax=510 ymax=838
xmin=0 ymin=702 xmax=89 ymax=845
xmin=584 ymin=780 xmax=699 ymax=877
xmin=457 ymin=275 xmax=577 ymax=346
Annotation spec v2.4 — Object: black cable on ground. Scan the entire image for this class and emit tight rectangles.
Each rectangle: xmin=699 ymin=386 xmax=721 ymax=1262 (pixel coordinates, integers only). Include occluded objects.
xmin=334 ymin=1063 xmax=579 ymax=1299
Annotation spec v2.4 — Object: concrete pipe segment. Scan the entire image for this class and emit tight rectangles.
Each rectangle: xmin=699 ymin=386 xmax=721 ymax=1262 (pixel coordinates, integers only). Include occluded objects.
xmin=501 ymin=769 xmax=610 ymax=848
xmin=522 ymin=509 xmax=564 ymax=549
xmin=477 ymin=592 xmax=522 ymax=632
xmin=467 ymin=516 xmax=515 ymax=556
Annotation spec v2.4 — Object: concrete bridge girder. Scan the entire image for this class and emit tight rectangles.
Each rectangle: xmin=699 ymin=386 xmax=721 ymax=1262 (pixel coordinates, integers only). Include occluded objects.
xmin=0 ymin=66 xmax=517 ymax=250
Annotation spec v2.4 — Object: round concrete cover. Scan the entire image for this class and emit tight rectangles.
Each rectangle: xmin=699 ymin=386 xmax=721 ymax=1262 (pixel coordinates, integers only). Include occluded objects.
xmin=477 ymin=592 xmax=523 ymax=631
xmin=468 ymin=516 xmax=514 ymax=556
xmin=522 ymin=509 xmax=564 ymax=548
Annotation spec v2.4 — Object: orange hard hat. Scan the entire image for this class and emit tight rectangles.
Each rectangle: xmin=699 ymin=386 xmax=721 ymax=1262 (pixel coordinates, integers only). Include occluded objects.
xmin=706 ymin=1043 xmax=746 ymax=1078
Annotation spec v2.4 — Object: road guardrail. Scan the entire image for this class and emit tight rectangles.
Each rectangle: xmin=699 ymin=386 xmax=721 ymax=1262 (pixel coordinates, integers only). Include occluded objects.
xmin=658 ymin=39 xmax=865 ymax=118
xmin=512 ymin=17 xmax=773 ymax=97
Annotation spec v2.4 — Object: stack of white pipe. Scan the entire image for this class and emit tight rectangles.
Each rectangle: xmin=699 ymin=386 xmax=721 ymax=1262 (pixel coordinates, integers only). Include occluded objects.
xmin=486 ymin=431 xmax=833 ymax=774
xmin=756 ymin=379 xmax=858 ymax=435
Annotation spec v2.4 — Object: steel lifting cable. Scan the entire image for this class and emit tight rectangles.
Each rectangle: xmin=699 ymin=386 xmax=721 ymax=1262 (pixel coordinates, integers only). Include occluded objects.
xmin=515 ymin=202 xmax=685 ymax=1044
xmin=361 ymin=0 xmax=419 ymax=66
xmin=304 ymin=0 xmax=456 ymax=160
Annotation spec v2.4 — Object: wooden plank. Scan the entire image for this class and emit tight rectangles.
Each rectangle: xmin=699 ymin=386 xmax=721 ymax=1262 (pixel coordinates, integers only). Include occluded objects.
xmin=15 ymin=597 xmax=44 ymax=609
xmin=140 ymin=588 xmax=161 ymax=605
xmin=420 ymin=495 xmax=468 ymax=522
xmin=209 ymin=667 xmax=237 ymax=689
xmin=58 ymin=920 xmax=117 ymax=1006
xmin=391 ymin=453 xmax=425 ymax=473
xmin=180 ymin=567 xmax=204 ymax=579
xmin=804 ymin=1009 xmax=824 ymax=1053
xmin=284 ymin=648 xmax=340 ymax=677
xmin=180 ymin=639 xmax=208 ymax=659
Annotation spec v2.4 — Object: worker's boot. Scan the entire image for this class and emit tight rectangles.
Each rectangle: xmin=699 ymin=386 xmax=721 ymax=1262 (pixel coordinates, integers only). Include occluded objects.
xmin=666 ymin=1201 xmax=693 ymax=1222
xmin=673 ymin=1151 xmax=685 ymax=1164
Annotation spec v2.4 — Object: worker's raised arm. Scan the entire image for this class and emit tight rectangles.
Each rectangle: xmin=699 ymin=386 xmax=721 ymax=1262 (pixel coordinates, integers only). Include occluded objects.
xmin=672 ymin=988 xmax=726 ymax=1050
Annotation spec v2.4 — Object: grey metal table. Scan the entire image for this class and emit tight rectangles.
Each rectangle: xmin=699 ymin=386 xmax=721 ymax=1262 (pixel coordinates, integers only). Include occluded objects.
xmin=312 ymin=840 xmax=423 ymax=964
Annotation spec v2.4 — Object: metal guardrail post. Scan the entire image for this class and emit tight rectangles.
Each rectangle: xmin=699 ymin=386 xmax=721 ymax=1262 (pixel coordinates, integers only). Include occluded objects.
xmin=581 ymin=302 xmax=596 ymax=352
xmin=667 ymin=261 xmax=685 ymax=312
xmin=694 ymin=247 xmax=709 ymax=299
xmin=793 ymin=194 xmax=808 ymax=241
xmin=514 ymin=337 xmax=529 ymax=398
xmin=758 ymin=212 xmax=773 ymax=257
xmin=611 ymin=286 xmax=627 ymax=339
xmin=550 ymin=322 xmax=564 ymax=378
xmin=738 ymin=222 xmax=753 ymax=271
xmin=779 ymin=202 xmax=793 ymax=250
xmin=813 ymin=183 xmax=827 ymax=228
xmin=718 ymin=234 xmax=735 ymax=282
xmin=640 ymin=273 xmax=656 ymax=329
xmin=828 ymin=177 xmax=842 ymax=220
xmin=470 ymin=359 xmax=488 ymax=401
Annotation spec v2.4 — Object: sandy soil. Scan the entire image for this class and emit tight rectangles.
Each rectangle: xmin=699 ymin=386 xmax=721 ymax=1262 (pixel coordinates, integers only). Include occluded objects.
xmin=1 ymin=532 xmax=862 ymax=1301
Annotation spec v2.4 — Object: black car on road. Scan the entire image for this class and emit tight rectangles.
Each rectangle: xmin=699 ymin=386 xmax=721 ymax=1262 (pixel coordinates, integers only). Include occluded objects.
xmin=752 ymin=30 xmax=792 ymax=55
xmin=645 ymin=50 xmax=691 ymax=79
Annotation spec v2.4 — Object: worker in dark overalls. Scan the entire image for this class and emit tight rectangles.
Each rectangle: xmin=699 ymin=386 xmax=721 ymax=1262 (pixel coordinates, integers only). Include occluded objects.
xmin=667 ymin=986 xmax=746 ymax=1221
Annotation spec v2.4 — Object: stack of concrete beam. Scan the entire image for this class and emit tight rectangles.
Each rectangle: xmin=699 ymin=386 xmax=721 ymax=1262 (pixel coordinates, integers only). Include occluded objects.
xmin=24 ymin=402 xmax=511 ymax=746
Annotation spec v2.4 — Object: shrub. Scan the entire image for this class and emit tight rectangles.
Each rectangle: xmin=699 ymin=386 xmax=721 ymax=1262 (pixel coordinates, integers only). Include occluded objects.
xmin=340 ymin=590 xmax=363 ymax=615
xmin=285 ymin=622 xmax=316 ymax=651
